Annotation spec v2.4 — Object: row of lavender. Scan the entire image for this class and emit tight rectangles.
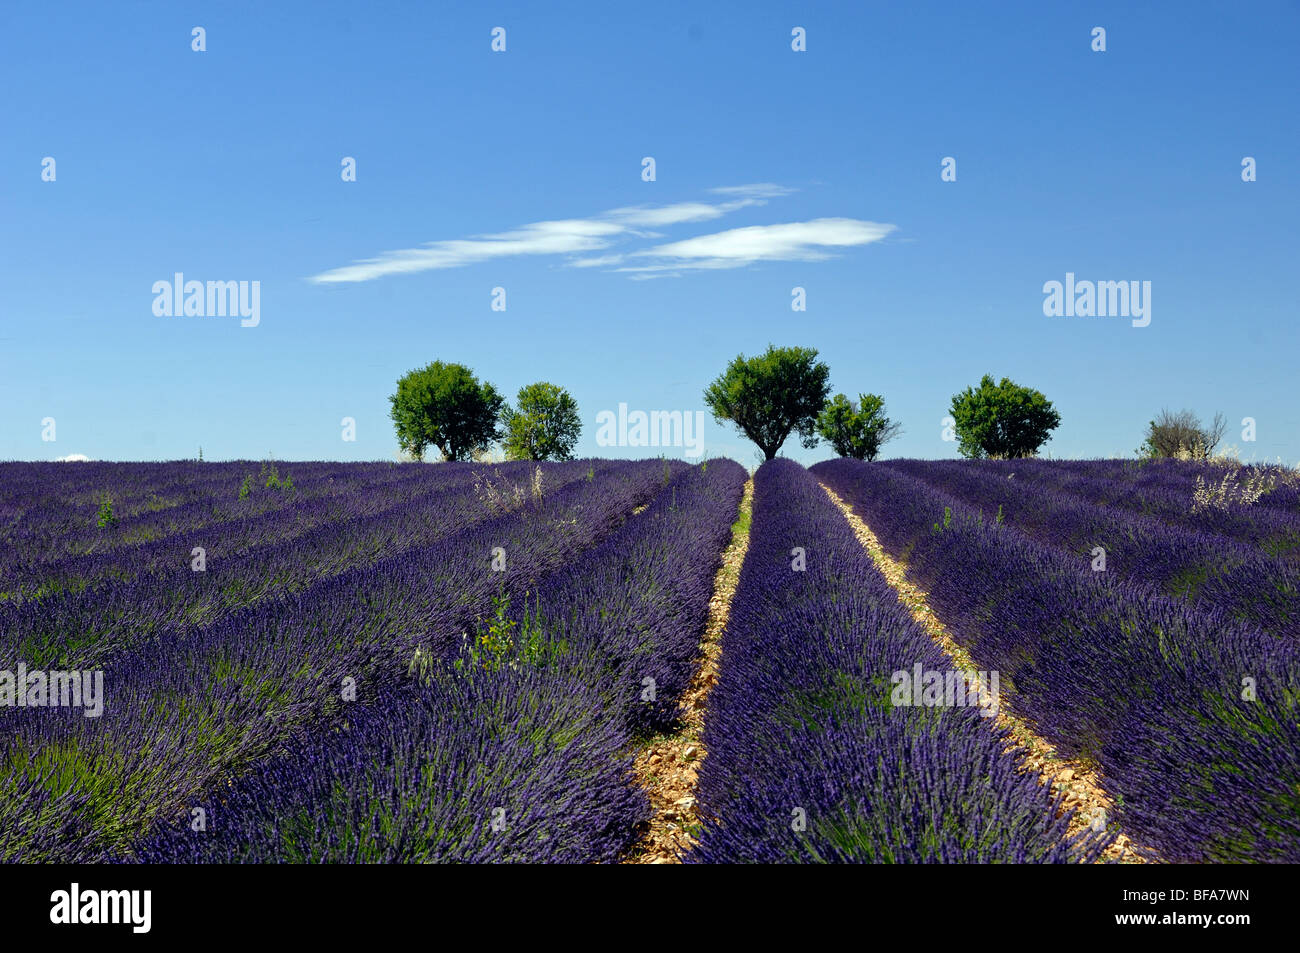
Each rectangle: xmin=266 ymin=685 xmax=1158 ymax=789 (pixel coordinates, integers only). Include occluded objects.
xmin=951 ymin=458 xmax=1300 ymax=557
xmin=0 ymin=461 xmax=416 ymax=566
xmin=689 ymin=459 xmax=1107 ymax=863
xmin=0 ymin=462 xmax=540 ymax=594
xmin=1017 ymin=458 xmax=1300 ymax=518
xmin=883 ymin=459 xmax=1300 ymax=639
xmin=126 ymin=460 xmax=746 ymax=862
xmin=1 ymin=460 xmax=692 ymax=861
xmin=1 ymin=461 xmax=601 ymax=669
xmin=813 ymin=459 xmax=1300 ymax=862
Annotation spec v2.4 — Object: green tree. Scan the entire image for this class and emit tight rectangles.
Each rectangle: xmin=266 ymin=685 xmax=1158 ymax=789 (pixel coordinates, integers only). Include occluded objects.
xmin=948 ymin=375 xmax=1061 ymax=459
xmin=704 ymin=345 xmax=831 ymax=461
xmin=389 ymin=361 xmax=504 ymax=461
xmin=817 ymin=393 xmax=902 ymax=460
xmin=501 ymin=382 xmax=581 ymax=461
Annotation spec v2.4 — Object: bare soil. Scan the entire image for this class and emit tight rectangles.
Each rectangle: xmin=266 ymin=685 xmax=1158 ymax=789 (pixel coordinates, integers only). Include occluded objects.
xmin=819 ymin=481 xmax=1156 ymax=864
xmin=622 ymin=477 xmax=754 ymax=864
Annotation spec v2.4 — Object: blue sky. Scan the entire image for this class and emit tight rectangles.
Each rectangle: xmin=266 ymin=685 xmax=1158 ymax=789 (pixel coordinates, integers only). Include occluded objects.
xmin=3 ymin=1 xmax=1297 ymax=465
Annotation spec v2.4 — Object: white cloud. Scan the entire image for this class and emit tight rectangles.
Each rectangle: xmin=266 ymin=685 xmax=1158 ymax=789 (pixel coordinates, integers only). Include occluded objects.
xmin=627 ymin=270 xmax=683 ymax=281
xmin=708 ymin=183 xmax=795 ymax=198
xmin=569 ymin=254 xmax=626 ymax=268
xmin=624 ymin=218 xmax=896 ymax=271
xmin=54 ymin=453 xmax=91 ymax=462
xmin=604 ymin=188 xmax=789 ymax=228
xmin=306 ymin=187 xmax=895 ymax=283
xmin=605 ymin=202 xmax=732 ymax=228
xmin=310 ymin=219 xmax=625 ymax=283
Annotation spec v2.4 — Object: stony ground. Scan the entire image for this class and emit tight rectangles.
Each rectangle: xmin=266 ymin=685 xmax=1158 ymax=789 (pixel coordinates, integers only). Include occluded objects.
xmin=620 ymin=475 xmax=1157 ymax=864
xmin=622 ymin=478 xmax=754 ymax=864
xmin=819 ymin=482 xmax=1155 ymax=864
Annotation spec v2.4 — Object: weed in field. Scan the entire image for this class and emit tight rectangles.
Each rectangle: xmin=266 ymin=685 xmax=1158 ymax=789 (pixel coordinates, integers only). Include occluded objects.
xmin=95 ymin=494 xmax=117 ymax=529
xmin=472 ymin=467 xmax=538 ymax=515
xmin=1192 ymin=467 xmax=1280 ymax=512
xmin=453 ymin=587 xmax=555 ymax=674
xmin=263 ymin=460 xmax=282 ymax=489
xmin=239 ymin=458 xmax=296 ymax=499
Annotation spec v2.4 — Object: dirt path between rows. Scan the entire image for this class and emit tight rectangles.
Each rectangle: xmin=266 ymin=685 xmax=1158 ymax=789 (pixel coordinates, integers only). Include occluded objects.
xmin=623 ymin=477 xmax=754 ymax=864
xmin=819 ymin=481 xmax=1157 ymax=864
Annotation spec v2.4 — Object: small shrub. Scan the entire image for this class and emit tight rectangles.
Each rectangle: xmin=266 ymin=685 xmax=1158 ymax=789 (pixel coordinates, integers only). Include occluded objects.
xmin=240 ymin=458 xmax=295 ymax=499
xmin=472 ymin=468 xmax=529 ymax=515
xmin=95 ymin=495 xmax=118 ymax=529
xmin=1140 ymin=409 xmax=1226 ymax=460
xmin=453 ymin=588 xmax=553 ymax=673
xmin=1192 ymin=467 xmax=1280 ymax=513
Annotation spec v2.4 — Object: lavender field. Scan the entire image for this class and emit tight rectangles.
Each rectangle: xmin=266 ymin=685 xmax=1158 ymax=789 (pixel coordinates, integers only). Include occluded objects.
xmin=1 ymin=456 xmax=1295 ymax=864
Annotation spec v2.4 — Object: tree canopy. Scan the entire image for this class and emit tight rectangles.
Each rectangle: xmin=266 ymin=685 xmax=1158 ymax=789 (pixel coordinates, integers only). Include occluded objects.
xmin=388 ymin=361 xmax=503 ymax=461
xmin=501 ymin=382 xmax=581 ymax=461
xmin=948 ymin=375 xmax=1060 ymax=459
xmin=817 ymin=393 xmax=902 ymax=461
xmin=703 ymin=345 xmax=831 ymax=461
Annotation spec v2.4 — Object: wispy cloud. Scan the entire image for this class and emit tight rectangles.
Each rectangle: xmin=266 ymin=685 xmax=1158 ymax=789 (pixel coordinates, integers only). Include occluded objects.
xmin=309 ymin=220 xmax=625 ymax=283
xmin=708 ymin=183 xmax=794 ymax=198
xmin=569 ymin=254 xmax=626 ymax=268
xmin=307 ymin=186 xmax=893 ymax=283
xmin=619 ymin=218 xmax=896 ymax=273
xmin=54 ymin=453 xmax=91 ymax=462
xmin=605 ymin=202 xmax=735 ymax=228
